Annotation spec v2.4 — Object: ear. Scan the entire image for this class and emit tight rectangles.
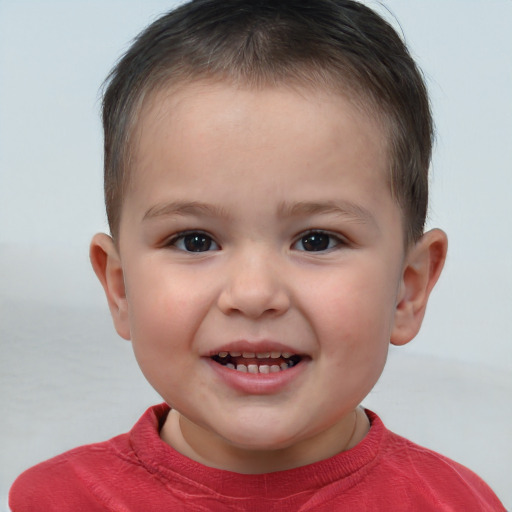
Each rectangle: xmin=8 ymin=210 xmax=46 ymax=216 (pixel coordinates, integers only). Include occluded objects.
xmin=390 ymin=229 xmax=448 ymax=346
xmin=90 ymin=233 xmax=131 ymax=340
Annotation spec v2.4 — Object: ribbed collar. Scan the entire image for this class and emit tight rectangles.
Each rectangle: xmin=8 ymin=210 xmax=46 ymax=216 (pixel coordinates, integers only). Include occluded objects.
xmin=129 ymin=403 xmax=385 ymax=501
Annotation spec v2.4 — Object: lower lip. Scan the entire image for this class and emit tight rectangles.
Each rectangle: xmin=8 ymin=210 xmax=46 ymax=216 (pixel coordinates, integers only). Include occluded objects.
xmin=205 ymin=358 xmax=308 ymax=395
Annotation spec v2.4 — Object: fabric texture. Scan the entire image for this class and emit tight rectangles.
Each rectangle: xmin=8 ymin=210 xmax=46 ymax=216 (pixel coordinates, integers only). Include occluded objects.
xmin=9 ymin=404 xmax=505 ymax=511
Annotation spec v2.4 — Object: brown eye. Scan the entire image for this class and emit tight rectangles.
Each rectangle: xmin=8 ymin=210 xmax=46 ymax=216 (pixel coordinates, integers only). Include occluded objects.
xmin=172 ymin=232 xmax=219 ymax=252
xmin=295 ymin=231 xmax=342 ymax=252
xmin=184 ymin=234 xmax=212 ymax=252
xmin=301 ymin=233 xmax=329 ymax=251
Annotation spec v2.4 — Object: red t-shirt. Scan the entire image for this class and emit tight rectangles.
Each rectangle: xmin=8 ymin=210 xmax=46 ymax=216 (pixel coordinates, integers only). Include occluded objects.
xmin=9 ymin=404 xmax=505 ymax=511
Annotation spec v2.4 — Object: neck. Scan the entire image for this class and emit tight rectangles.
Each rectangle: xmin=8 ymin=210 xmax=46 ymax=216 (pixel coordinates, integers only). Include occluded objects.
xmin=160 ymin=407 xmax=370 ymax=474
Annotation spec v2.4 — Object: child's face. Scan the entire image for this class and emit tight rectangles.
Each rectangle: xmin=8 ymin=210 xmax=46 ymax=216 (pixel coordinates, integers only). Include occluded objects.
xmin=99 ymin=82 xmax=428 ymax=468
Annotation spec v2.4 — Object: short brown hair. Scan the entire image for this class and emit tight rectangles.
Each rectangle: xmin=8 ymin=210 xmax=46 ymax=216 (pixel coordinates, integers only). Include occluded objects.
xmin=102 ymin=0 xmax=432 ymax=245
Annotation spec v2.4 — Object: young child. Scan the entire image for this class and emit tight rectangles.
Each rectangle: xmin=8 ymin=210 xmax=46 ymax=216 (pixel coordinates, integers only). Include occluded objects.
xmin=9 ymin=0 xmax=506 ymax=510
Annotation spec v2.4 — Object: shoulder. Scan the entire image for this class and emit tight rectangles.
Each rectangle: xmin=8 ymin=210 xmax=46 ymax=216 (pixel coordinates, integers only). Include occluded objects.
xmin=9 ymin=404 xmax=171 ymax=512
xmin=368 ymin=411 xmax=506 ymax=511
xmin=8 ymin=434 xmax=132 ymax=511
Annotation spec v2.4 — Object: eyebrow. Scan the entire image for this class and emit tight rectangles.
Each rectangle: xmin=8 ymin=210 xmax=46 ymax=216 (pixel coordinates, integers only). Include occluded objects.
xmin=277 ymin=200 xmax=377 ymax=226
xmin=143 ymin=201 xmax=230 ymax=221
xmin=143 ymin=199 xmax=376 ymax=227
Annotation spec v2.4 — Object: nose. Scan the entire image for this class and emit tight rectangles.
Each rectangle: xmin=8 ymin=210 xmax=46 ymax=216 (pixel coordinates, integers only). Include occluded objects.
xmin=217 ymin=248 xmax=290 ymax=319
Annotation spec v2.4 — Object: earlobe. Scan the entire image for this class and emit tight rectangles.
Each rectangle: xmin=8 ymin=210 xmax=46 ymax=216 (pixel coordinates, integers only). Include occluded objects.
xmin=90 ymin=233 xmax=131 ymax=340
xmin=390 ymin=229 xmax=448 ymax=346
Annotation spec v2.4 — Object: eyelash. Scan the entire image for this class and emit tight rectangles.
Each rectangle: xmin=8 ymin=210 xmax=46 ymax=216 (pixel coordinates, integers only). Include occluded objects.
xmin=166 ymin=230 xmax=346 ymax=253
xmin=166 ymin=231 xmax=220 ymax=253
xmin=292 ymin=230 xmax=346 ymax=252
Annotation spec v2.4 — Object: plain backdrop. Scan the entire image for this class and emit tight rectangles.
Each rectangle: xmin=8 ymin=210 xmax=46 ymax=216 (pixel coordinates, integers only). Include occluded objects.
xmin=1 ymin=0 xmax=511 ymax=509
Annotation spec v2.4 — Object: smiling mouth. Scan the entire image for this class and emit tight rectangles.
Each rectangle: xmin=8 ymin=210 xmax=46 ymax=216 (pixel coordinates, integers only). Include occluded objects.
xmin=211 ymin=351 xmax=303 ymax=374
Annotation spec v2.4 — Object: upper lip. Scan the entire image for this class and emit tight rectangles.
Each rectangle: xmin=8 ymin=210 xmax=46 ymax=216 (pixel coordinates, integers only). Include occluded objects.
xmin=205 ymin=340 xmax=305 ymax=358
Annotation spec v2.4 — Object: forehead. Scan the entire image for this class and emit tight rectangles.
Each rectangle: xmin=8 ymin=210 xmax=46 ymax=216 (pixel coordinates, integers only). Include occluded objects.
xmin=129 ymin=80 xmax=390 ymax=186
xmin=118 ymin=80 xmax=405 ymax=248
xmin=118 ymin=80 xmax=402 ymax=250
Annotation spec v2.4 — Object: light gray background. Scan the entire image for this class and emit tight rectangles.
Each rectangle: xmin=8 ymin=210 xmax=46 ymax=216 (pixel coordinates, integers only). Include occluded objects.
xmin=1 ymin=0 xmax=511 ymax=509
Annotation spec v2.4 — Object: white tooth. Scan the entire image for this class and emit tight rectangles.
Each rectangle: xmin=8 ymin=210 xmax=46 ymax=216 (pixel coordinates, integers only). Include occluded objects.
xmin=256 ymin=352 xmax=270 ymax=359
xmin=270 ymin=351 xmax=281 ymax=359
xmin=236 ymin=364 xmax=248 ymax=372
xmin=218 ymin=351 xmax=228 ymax=358
xmin=270 ymin=365 xmax=281 ymax=373
xmin=247 ymin=364 xmax=258 ymax=374
xmin=280 ymin=362 xmax=289 ymax=370
xmin=282 ymin=352 xmax=292 ymax=358
xmin=259 ymin=365 xmax=270 ymax=374
xmin=230 ymin=351 xmax=242 ymax=357
xmin=243 ymin=352 xmax=255 ymax=358
xmin=226 ymin=363 xmax=235 ymax=369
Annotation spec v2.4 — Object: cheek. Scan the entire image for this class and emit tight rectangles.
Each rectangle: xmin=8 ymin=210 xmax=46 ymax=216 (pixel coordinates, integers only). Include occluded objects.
xmin=126 ymin=260 xmax=206 ymax=326
xmin=125 ymin=282 xmax=203 ymax=403
xmin=123 ymin=267 xmax=208 ymax=364
xmin=124 ymin=273 xmax=224 ymax=406
xmin=309 ymin=268 xmax=399 ymax=356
